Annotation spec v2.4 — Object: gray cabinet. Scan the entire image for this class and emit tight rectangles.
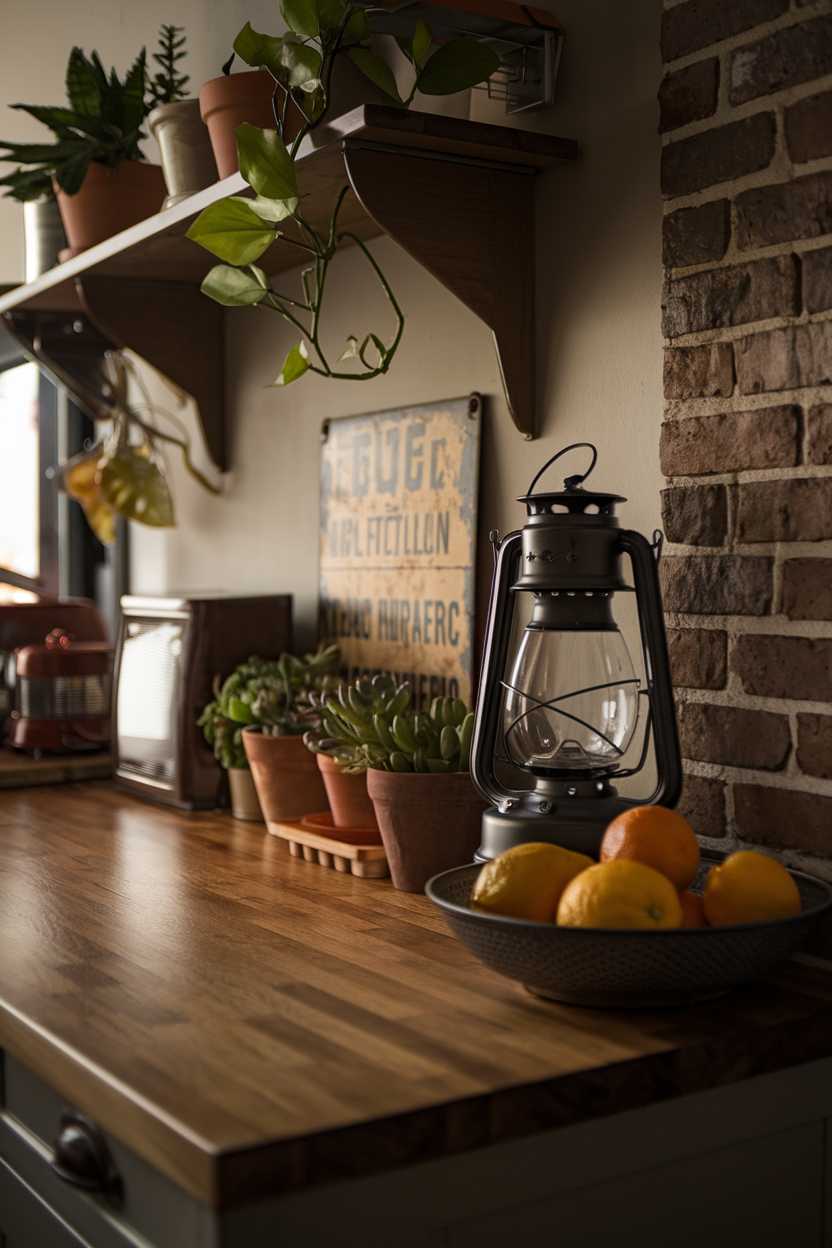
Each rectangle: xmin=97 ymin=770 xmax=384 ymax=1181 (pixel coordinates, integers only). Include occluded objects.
xmin=0 ymin=1156 xmax=89 ymax=1247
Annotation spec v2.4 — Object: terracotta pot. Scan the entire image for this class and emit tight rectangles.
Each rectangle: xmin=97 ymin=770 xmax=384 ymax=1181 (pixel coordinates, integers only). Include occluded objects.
xmin=199 ymin=71 xmax=281 ymax=179
xmin=55 ymin=160 xmax=166 ymax=257
xmin=147 ymin=98 xmax=217 ymax=209
xmin=316 ymin=753 xmax=378 ymax=832
xmin=243 ymin=729 xmax=327 ymax=825
xmin=227 ymin=767 xmax=264 ymax=822
xmin=367 ymin=769 xmax=487 ymax=893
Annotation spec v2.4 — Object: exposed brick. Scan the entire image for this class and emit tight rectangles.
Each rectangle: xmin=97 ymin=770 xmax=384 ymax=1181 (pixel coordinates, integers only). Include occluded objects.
xmin=662 ymin=0 xmax=789 ymax=62
xmin=797 ymin=713 xmax=832 ymax=779
xmin=783 ymin=558 xmax=832 ymax=621
xmin=678 ymin=702 xmax=790 ymax=769
xmin=662 ymin=255 xmax=798 ymax=338
xmin=678 ymin=773 xmax=727 ymax=838
xmin=661 ymin=555 xmax=773 ymax=615
xmin=663 ymin=201 xmax=730 ymax=269
xmin=735 ymin=784 xmax=832 ymax=857
xmin=808 ymin=404 xmax=832 ymax=464
xmin=668 ymin=628 xmax=727 ymax=689
xmin=730 ymin=16 xmax=832 ymax=106
xmin=785 ymin=91 xmax=832 ymax=164
xmin=659 ymin=59 xmax=719 ymax=133
xmin=660 ymin=406 xmax=799 ymax=476
xmin=735 ymin=322 xmax=832 ymax=394
xmin=661 ymin=113 xmax=776 ymax=198
xmin=804 ymin=245 xmax=832 ymax=314
xmin=736 ymin=477 xmax=832 ymax=542
xmin=663 ymin=342 xmax=734 ymax=399
xmin=661 ymin=484 xmax=727 ymax=546
xmin=734 ymin=634 xmax=832 ymax=700
xmin=735 ymin=171 xmax=832 ymax=249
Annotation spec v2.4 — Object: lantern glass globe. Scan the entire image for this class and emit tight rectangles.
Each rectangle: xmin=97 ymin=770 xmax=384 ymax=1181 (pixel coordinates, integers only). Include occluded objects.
xmin=502 ymin=623 xmax=640 ymax=774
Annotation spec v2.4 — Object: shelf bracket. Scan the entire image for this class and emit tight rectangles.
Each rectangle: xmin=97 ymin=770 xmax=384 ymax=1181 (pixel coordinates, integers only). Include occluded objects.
xmin=343 ymin=139 xmax=537 ymax=439
xmin=2 ymin=308 xmax=113 ymax=419
xmin=78 ymin=276 xmax=227 ymax=472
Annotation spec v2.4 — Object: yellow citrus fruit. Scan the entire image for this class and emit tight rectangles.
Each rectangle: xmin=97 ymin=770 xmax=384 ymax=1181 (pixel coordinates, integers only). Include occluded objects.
xmin=557 ymin=859 xmax=683 ymax=930
xmin=702 ymin=850 xmax=801 ymax=926
xmin=472 ymin=842 xmax=594 ymax=923
xmin=600 ymin=804 xmax=700 ymax=890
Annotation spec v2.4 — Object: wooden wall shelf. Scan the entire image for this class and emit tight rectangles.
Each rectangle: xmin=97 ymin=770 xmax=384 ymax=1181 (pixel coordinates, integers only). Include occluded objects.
xmin=0 ymin=105 xmax=578 ymax=462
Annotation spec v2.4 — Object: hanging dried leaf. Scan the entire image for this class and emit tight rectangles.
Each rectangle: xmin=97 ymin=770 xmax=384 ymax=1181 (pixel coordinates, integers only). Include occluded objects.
xmin=61 ymin=444 xmax=117 ymax=544
xmin=98 ymin=447 xmax=175 ymax=528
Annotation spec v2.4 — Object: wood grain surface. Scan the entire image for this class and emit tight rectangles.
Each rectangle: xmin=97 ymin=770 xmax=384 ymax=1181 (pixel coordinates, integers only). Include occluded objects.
xmin=1 ymin=784 xmax=832 ymax=1210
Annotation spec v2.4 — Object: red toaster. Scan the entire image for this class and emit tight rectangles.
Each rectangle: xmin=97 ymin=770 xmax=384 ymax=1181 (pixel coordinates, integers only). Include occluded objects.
xmin=7 ymin=627 xmax=113 ymax=754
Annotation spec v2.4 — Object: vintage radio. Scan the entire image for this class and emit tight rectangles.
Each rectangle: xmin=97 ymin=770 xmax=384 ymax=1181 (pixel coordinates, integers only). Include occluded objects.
xmin=113 ymin=593 xmax=293 ymax=809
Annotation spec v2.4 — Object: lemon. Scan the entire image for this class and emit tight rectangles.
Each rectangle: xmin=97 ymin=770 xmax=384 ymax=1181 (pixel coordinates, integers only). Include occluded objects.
xmin=557 ymin=859 xmax=683 ymax=930
xmin=472 ymin=842 xmax=593 ymax=923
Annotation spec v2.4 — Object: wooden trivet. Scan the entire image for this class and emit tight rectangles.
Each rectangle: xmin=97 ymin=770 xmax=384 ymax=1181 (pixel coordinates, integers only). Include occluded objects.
xmin=267 ymin=819 xmax=389 ymax=878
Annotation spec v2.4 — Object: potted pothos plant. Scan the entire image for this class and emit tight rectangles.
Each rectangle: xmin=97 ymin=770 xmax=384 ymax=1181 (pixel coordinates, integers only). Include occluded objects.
xmin=237 ymin=644 xmax=340 ymax=825
xmin=0 ymin=46 xmax=164 ymax=257
xmin=146 ymin=25 xmax=217 ymax=209
xmin=187 ymin=1 xmax=500 ymax=387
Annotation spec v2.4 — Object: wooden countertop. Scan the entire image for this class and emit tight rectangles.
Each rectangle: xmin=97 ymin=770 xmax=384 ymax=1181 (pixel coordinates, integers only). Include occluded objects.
xmin=2 ymin=784 xmax=832 ymax=1210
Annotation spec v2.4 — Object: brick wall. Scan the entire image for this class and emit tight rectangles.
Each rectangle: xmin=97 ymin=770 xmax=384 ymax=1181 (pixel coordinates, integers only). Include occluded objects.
xmin=659 ymin=0 xmax=832 ymax=872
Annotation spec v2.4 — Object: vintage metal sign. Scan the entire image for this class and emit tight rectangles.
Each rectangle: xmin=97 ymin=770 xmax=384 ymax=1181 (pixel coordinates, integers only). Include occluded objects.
xmin=319 ymin=395 xmax=481 ymax=707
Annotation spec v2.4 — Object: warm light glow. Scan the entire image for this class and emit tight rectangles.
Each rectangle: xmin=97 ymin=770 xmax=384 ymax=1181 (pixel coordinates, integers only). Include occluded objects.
xmin=0 ymin=362 xmax=39 ymax=581
xmin=503 ymin=626 xmax=640 ymax=772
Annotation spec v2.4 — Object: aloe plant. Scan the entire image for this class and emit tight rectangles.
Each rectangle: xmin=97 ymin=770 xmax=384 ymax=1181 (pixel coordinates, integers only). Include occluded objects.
xmin=304 ymin=675 xmax=474 ymax=774
xmin=0 ymin=47 xmax=149 ymax=199
xmin=187 ymin=2 xmax=500 ymax=387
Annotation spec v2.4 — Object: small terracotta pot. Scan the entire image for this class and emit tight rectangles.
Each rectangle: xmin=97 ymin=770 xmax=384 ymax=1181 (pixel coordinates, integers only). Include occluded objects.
xmin=316 ymin=753 xmax=378 ymax=832
xmin=147 ymin=98 xmax=217 ymax=209
xmin=367 ymin=770 xmax=487 ymax=893
xmin=228 ymin=767 xmax=264 ymax=822
xmin=55 ymin=160 xmax=166 ymax=257
xmin=243 ymin=729 xmax=327 ymax=824
xmin=199 ymin=71 xmax=282 ymax=179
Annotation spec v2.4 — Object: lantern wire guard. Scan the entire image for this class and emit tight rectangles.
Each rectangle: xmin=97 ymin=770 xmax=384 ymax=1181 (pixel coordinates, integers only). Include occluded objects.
xmin=471 ymin=443 xmax=682 ymax=860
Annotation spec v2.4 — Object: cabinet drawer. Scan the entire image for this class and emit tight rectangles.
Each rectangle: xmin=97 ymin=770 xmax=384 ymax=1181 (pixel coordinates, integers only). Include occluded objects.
xmin=0 ymin=1051 xmax=215 ymax=1248
xmin=0 ymin=1154 xmax=91 ymax=1247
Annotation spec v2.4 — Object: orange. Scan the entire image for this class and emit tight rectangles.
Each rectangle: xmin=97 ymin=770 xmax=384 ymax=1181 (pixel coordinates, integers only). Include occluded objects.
xmin=600 ymin=804 xmax=700 ymax=890
xmin=472 ymin=842 xmax=594 ymax=923
xmin=703 ymin=850 xmax=801 ymax=926
xmin=557 ymin=859 xmax=683 ymax=930
xmin=679 ymin=890 xmax=707 ymax=929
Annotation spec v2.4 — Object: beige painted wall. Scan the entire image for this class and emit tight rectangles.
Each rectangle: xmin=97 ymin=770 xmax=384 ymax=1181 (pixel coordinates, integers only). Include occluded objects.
xmin=1 ymin=0 xmax=664 ymax=659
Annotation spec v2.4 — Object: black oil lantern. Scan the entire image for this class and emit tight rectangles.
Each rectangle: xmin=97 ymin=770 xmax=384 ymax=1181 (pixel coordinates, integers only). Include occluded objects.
xmin=471 ymin=443 xmax=682 ymax=860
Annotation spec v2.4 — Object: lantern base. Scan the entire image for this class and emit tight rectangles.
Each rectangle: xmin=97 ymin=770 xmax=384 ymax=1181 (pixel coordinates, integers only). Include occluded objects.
xmin=476 ymin=795 xmax=642 ymax=862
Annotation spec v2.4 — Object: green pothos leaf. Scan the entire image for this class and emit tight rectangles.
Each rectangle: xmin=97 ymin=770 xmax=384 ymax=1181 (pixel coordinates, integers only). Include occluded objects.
xmin=186 ymin=197 xmax=277 ymax=264
xmin=236 ymin=123 xmax=298 ymax=200
xmin=245 ymin=194 xmax=298 ymax=223
xmin=201 ymin=264 xmax=270 ymax=306
xmin=281 ymin=0 xmax=319 ymax=39
xmin=347 ymin=48 xmax=401 ymax=102
xmin=416 ymin=38 xmax=500 ymax=95
xmin=233 ymin=22 xmax=284 ymax=76
xmin=273 ymin=342 xmax=310 ymax=385
xmin=98 ymin=449 xmax=175 ymax=529
xmin=412 ymin=20 xmax=432 ymax=69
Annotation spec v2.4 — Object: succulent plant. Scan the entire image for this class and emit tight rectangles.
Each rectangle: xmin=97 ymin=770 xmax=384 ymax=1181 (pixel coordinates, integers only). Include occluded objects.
xmin=304 ymin=675 xmax=474 ymax=775
xmin=198 ymin=645 xmax=340 ymax=769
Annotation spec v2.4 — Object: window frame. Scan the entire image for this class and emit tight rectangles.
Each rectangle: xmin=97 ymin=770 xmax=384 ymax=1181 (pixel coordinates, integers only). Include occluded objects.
xmin=0 ymin=357 xmax=59 ymax=597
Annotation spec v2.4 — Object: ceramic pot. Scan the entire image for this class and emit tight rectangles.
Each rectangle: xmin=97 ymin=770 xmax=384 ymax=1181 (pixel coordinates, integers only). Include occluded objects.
xmin=147 ymin=98 xmax=217 ymax=209
xmin=228 ymin=767 xmax=264 ymax=822
xmin=367 ymin=769 xmax=487 ymax=893
xmin=243 ymin=728 xmax=327 ymax=825
xmin=199 ymin=71 xmax=281 ymax=179
xmin=55 ymin=160 xmax=166 ymax=258
xmin=23 ymin=197 xmax=67 ymax=280
xmin=316 ymin=753 xmax=378 ymax=832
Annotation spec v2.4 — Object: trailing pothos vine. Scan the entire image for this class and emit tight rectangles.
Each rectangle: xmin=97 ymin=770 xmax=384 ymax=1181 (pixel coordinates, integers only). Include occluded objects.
xmin=187 ymin=1 xmax=500 ymax=386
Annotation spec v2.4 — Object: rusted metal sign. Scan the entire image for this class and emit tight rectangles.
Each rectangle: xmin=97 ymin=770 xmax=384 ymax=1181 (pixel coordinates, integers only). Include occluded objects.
xmin=319 ymin=395 xmax=481 ymax=707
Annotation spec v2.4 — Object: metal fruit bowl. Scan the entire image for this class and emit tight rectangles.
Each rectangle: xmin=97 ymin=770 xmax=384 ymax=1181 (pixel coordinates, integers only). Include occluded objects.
xmin=426 ymin=851 xmax=832 ymax=1008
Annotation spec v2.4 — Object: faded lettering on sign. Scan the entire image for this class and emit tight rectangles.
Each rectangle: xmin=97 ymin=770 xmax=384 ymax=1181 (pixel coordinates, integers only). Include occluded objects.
xmin=319 ymin=397 xmax=480 ymax=706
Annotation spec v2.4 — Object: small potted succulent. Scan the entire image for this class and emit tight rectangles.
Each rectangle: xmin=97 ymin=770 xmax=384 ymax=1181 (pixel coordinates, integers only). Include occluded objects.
xmin=366 ymin=695 xmax=483 ymax=892
xmin=304 ymin=674 xmax=410 ymax=836
xmin=146 ymin=25 xmax=217 ymax=208
xmin=198 ymin=664 xmax=265 ymax=821
xmin=0 ymin=46 xmax=164 ymax=257
xmin=240 ymin=644 xmax=340 ymax=825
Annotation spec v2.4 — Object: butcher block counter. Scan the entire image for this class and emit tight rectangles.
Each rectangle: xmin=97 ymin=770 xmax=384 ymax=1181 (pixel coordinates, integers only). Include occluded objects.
xmin=3 ymin=784 xmax=832 ymax=1248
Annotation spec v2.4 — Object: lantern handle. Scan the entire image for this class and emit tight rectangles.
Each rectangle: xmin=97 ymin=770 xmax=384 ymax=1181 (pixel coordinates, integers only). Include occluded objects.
xmin=526 ymin=442 xmax=598 ymax=497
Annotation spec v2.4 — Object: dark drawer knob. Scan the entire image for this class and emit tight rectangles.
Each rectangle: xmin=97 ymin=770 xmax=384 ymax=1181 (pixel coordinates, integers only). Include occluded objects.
xmin=51 ymin=1111 xmax=122 ymax=1200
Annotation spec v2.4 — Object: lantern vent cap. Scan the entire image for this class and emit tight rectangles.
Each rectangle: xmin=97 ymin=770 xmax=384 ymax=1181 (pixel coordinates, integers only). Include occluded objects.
xmin=519 ymin=442 xmax=626 ymax=517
